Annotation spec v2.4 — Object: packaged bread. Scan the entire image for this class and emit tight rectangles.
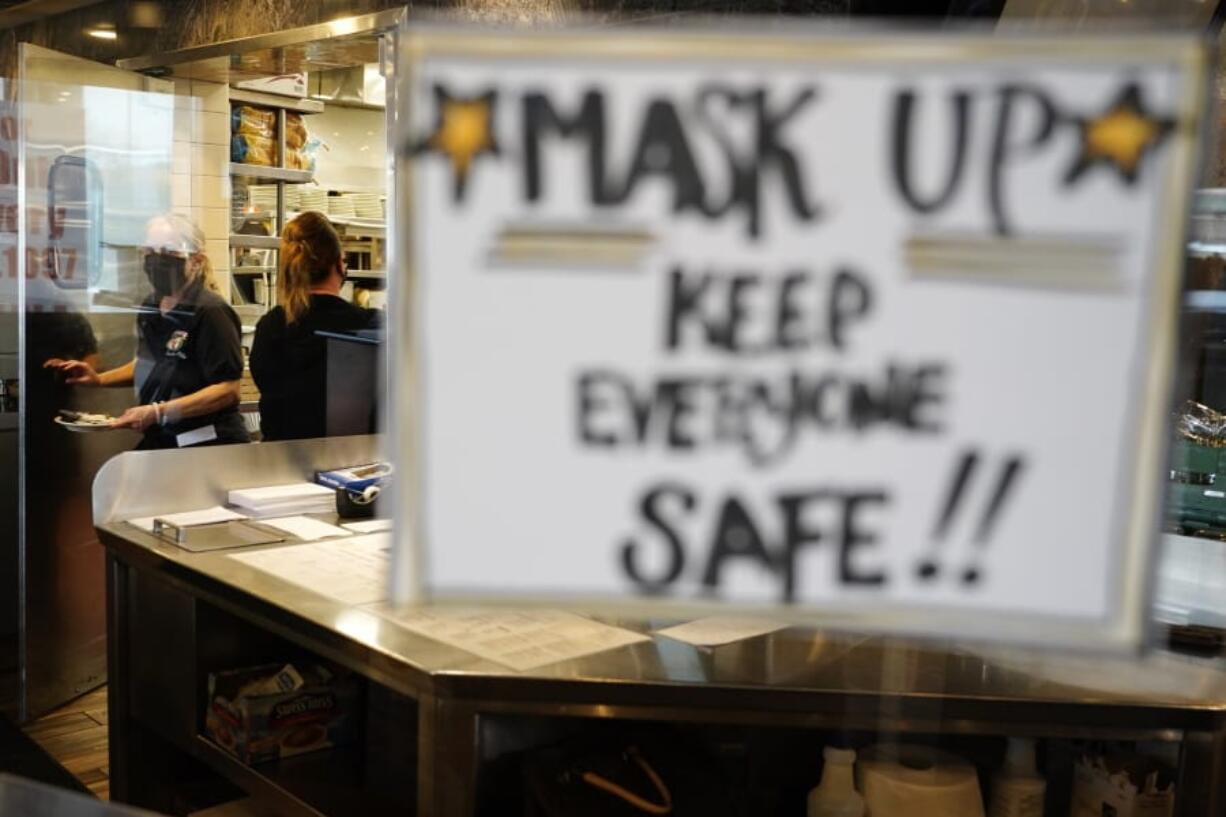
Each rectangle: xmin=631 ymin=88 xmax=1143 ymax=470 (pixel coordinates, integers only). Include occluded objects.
xmin=285 ymin=112 xmax=308 ymax=150
xmin=285 ymin=149 xmax=315 ymax=173
xmin=231 ymin=105 xmax=276 ymax=139
xmin=231 ymin=133 xmax=277 ymax=166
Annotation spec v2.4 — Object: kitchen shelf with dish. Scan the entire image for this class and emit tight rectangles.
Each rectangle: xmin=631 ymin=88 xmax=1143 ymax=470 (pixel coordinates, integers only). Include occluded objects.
xmin=229 ymin=234 xmax=281 ymax=250
xmin=230 ymin=163 xmax=314 ymax=185
xmin=229 ymin=86 xmax=324 ymax=314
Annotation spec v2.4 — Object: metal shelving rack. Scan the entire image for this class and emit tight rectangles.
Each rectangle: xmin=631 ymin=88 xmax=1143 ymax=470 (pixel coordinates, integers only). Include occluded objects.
xmin=1187 ymin=189 xmax=1226 ymax=311
xmin=229 ymin=88 xmax=324 ymax=313
xmin=331 ymin=216 xmax=386 ymax=288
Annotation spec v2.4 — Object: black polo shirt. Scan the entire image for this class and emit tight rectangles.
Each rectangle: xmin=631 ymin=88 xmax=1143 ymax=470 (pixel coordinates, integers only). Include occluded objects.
xmin=135 ymin=284 xmax=248 ymax=448
xmin=250 ymin=294 xmax=381 ymax=441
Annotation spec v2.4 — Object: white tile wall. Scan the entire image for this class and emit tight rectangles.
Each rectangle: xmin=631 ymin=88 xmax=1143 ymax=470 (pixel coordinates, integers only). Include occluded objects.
xmin=193 ymin=175 xmax=230 ymax=210
xmin=195 ymin=111 xmax=230 ymax=147
xmin=205 ymin=236 xmax=230 ymax=268
xmin=191 ymin=143 xmax=228 ymax=177
xmin=213 ymin=270 xmax=233 ymax=300
xmin=173 ymin=110 xmax=193 ymax=144
xmin=171 ymin=174 xmax=191 ymax=209
xmin=169 ymin=79 xmax=233 ymax=299
xmin=193 ymin=206 xmax=230 ymax=238
xmin=172 ymin=149 xmax=190 ymax=177
xmin=193 ymin=81 xmax=229 ymax=114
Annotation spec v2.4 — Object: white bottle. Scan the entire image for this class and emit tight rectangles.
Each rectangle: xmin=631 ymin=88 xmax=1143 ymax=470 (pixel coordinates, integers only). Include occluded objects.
xmin=808 ymin=747 xmax=866 ymax=817
xmin=989 ymin=738 xmax=1047 ymax=817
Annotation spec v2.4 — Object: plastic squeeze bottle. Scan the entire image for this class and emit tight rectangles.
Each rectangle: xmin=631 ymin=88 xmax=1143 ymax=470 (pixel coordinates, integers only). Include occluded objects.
xmin=808 ymin=747 xmax=866 ymax=817
xmin=988 ymin=738 xmax=1047 ymax=817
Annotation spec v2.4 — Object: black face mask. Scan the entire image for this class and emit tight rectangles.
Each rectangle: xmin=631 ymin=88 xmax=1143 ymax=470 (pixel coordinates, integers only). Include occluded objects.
xmin=144 ymin=253 xmax=188 ymax=297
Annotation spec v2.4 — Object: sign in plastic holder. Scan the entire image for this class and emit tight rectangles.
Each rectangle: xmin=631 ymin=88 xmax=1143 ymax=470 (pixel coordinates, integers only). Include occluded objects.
xmin=389 ymin=23 xmax=1209 ymax=650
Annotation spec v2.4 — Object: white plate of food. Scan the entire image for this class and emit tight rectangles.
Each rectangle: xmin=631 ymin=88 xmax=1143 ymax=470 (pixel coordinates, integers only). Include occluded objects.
xmin=55 ymin=411 xmax=117 ymax=432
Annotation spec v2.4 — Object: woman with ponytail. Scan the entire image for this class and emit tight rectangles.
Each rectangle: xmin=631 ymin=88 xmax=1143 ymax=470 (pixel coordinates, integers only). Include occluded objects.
xmin=249 ymin=211 xmax=381 ymax=441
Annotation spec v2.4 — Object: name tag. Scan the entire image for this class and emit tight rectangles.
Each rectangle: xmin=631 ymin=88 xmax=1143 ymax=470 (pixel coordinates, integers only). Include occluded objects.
xmin=176 ymin=424 xmax=218 ymax=448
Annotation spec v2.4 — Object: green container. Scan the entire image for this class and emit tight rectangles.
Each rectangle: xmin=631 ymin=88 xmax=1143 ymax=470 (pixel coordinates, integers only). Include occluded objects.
xmin=1169 ymin=437 xmax=1226 ymax=532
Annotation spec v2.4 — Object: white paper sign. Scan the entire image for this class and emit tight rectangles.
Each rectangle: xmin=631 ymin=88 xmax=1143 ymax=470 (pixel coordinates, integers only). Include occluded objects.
xmin=655 ymin=617 xmax=789 ymax=648
xmin=259 ymin=515 xmax=352 ymax=542
xmin=230 ymin=534 xmax=391 ymax=605
xmin=393 ymin=26 xmax=1208 ymax=648
xmin=383 ymin=608 xmax=649 ymax=671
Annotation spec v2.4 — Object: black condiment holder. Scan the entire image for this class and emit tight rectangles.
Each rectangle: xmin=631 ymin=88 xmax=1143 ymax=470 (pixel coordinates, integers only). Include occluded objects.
xmin=335 ymin=486 xmax=378 ymax=520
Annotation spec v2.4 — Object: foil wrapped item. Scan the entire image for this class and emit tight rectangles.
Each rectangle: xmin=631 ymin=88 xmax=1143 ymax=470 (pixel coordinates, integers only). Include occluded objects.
xmin=1177 ymin=400 xmax=1226 ymax=447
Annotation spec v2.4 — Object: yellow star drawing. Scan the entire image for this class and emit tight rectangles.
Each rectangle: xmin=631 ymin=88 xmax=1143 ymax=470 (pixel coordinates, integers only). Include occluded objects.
xmin=1065 ymin=84 xmax=1174 ymax=186
xmin=430 ymin=99 xmax=494 ymax=179
xmin=418 ymin=87 xmax=499 ymax=201
xmin=1085 ymin=107 xmax=1162 ymax=173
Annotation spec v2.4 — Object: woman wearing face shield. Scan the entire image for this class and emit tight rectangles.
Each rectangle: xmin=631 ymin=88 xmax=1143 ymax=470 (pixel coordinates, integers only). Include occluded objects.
xmin=44 ymin=214 xmax=250 ymax=449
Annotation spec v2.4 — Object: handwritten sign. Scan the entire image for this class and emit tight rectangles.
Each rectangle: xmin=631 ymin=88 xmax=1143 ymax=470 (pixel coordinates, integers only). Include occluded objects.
xmin=5 ymin=59 xmax=174 ymax=313
xmin=391 ymin=27 xmax=1208 ymax=648
xmin=1 ymin=99 xmax=87 ymax=310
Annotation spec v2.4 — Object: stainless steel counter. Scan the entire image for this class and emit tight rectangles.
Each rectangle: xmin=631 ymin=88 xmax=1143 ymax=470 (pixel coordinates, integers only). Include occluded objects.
xmin=93 ymin=515 xmax=1226 ymax=714
xmin=94 ymin=438 xmax=1226 ymax=817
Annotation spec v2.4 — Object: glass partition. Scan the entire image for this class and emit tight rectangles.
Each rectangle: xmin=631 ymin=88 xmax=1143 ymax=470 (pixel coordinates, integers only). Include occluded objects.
xmin=16 ymin=44 xmax=175 ymax=719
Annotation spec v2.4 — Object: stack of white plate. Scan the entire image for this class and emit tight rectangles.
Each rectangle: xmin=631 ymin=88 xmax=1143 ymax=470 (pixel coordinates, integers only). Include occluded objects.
xmin=247 ymin=185 xmax=278 ymax=214
xmin=283 ymin=186 xmax=302 ymax=212
xmin=231 ymin=183 xmax=249 ymax=228
xmin=327 ymin=195 xmax=357 ymax=219
xmin=348 ymin=192 xmax=383 ymax=220
xmin=298 ymin=188 xmax=329 ymax=213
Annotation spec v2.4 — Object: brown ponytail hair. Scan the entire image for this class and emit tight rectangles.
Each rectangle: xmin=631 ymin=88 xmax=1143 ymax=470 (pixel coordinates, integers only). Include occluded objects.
xmin=279 ymin=211 xmax=342 ymax=323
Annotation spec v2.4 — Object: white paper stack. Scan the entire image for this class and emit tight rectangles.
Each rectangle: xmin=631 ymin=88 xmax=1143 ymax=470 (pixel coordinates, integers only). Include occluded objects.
xmin=227 ymin=483 xmax=336 ymax=517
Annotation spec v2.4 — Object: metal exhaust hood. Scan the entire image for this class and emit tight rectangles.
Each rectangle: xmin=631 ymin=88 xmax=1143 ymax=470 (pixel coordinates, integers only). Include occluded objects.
xmin=310 ymin=63 xmax=385 ymax=109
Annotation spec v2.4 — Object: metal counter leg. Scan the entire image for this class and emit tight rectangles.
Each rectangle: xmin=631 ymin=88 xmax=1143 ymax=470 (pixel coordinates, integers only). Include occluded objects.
xmin=1178 ymin=729 xmax=1226 ymax=817
xmin=105 ymin=552 xmax=132 ymax=803
xmin=418 ymin=692 xmax=479 ymax=817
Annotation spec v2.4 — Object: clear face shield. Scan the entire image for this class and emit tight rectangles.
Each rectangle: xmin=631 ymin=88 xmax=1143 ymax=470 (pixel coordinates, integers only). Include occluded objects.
xmin=140 ymin=220 xmax=198 ymax=297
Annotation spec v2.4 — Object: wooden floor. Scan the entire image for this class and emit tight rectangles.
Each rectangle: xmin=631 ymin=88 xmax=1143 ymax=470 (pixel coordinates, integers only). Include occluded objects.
xmin=23 ymin=686 xmax=109 ymax=800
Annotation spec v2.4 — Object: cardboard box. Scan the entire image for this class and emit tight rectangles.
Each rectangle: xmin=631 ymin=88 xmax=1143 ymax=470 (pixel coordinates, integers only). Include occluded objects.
xmin=315 ymin=462 xmax=391 ymax=493
xmin=204 ymin=663 xmax=360 ymax=766
xmin=233 ymin=74 xmax=307 ymax=99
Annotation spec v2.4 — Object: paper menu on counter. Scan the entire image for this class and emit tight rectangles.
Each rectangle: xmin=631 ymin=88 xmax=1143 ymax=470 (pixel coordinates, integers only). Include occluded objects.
xmin=654 ymin=617 xmax=789 ymax=648
xmin=258 ymin=516 xmax=351 ymax=541
xmin=342 ymin=519 xmax=392 ymax=534
xmin=227 ymin=533 xmax=390 ymax=605
xmin=127 ymin=505 xmax=248 ymax=533
xmin=383 ymin=609 xmax=650 ymax=671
